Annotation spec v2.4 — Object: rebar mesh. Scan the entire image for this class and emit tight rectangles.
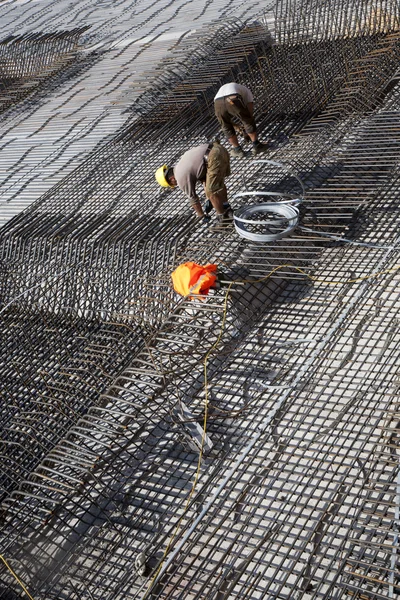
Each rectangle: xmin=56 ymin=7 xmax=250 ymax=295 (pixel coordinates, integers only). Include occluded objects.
xmin=0 ymin=28 xmax=89 ymax=113
xmin=1 ymin=0 xmax=400 ymax=599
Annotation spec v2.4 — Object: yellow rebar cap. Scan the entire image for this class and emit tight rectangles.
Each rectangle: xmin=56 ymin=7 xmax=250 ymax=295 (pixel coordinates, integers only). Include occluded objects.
xmin=155 ymin=165 xmax=173 ymax=188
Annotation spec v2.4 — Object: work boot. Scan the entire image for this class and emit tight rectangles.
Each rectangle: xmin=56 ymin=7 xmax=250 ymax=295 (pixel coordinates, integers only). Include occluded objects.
xmin=216 ymin=205 xmax=234 ymax=224
xmin=229 ymin=145 xmax=245 ymax=158
xmin=222 ymin=203 xmax=234 ymax=219
xmin=252 ymin=140 xmax=269 ymax=155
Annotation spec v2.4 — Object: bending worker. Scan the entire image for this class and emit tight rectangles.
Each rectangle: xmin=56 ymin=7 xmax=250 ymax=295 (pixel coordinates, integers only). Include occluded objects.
xmin=214 ymin=82 xmax=268 ymax=158
xmin=155 ymin=140 xmax=233 ymax=224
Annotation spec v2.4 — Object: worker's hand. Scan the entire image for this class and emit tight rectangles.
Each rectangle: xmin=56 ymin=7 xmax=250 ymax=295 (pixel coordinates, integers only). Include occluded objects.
xmin=201 ymin=215 xmax=211 ymax=226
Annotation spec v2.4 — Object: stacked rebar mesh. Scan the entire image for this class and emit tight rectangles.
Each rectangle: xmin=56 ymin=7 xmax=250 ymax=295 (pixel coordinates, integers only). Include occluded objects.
xmin=1 ymin=0 xmax=400 ymax=598
xmin=0 ymin=28 xmax=89 ymax=113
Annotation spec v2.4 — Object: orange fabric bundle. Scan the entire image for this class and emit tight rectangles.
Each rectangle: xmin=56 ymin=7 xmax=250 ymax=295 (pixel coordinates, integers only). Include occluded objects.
xmin=171 ymin=262 xmax=217 ymax=298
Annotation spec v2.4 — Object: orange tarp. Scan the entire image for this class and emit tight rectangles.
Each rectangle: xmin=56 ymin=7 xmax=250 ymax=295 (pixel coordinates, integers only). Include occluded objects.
xmin=171 ymin=262 xmax=217 ymax=298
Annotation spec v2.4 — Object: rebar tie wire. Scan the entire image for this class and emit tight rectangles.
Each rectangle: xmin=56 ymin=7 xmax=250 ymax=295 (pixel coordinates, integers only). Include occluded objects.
xmin=0 ymin=554 xmax=35 ymax=600
xmin=233 ymin=159 xmax=303 ymax=242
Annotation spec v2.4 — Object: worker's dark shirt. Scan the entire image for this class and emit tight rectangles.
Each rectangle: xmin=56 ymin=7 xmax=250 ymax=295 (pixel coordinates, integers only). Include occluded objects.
xmin=174 ymin=144 xmax=208 ymax=205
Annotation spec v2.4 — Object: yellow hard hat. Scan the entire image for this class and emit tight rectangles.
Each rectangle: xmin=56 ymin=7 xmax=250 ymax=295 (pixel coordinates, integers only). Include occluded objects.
xmin=155 ymin=165 xmax=174 ymax=188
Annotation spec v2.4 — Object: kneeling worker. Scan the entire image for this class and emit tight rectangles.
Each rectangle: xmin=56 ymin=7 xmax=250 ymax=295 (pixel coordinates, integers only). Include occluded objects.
xmin=155 ymin=140 xmax=233 ymax=224
xmin=214 ymin=82 xmax=269 ymax=158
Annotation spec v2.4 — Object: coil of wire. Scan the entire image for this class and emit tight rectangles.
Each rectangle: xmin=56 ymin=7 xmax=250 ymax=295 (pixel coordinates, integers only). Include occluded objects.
xmin=233 ymin=202 xmax=300 ymax=242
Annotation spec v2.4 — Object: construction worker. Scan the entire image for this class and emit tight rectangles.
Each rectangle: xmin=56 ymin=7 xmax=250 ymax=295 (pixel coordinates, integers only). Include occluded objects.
xmin=214 ymin=82 xmax=269 ymax=158
xmin=155 ymin=140 xmax=233 ymax=224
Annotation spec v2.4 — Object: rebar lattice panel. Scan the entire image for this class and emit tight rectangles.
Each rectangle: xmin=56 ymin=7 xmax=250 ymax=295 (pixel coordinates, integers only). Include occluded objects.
xmin=276 ymin=0 xmax=400 ymax=43
xmin=0 ymin=28 xmax=89 ymax=113
xmin=1 ymin=0 xmax=400 ymax=599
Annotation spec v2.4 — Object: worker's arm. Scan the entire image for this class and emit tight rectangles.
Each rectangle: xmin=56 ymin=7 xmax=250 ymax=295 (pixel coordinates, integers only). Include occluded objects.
xmin=181 ymin=175 xmax=204 ymax=217
xmin=247 ymin=102 xmax=254 ymax=117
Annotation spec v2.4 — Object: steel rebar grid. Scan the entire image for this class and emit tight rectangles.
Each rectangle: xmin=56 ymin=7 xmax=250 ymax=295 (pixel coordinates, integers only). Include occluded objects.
xmin=3 ymin=170 xmax=400 ymax=599
xmin=1 ymin=1 xmax=400 ymax=599
xmin=0 ymin=28 xmax=89 ymax=113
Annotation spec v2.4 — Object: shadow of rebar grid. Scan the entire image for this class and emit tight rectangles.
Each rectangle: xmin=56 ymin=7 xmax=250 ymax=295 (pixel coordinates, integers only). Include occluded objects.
xmin=1 ymin=0 xmax=400 ymax=598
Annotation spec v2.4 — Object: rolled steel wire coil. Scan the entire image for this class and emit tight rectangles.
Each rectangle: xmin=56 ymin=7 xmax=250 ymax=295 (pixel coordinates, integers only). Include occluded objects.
xmin=233 ymin=201 xmax=300 ymax=242
xmin=233 ymin=159 xmax=304 ymax=242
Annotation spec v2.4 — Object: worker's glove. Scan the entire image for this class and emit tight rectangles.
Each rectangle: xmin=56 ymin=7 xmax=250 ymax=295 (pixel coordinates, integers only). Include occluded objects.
xmin=204 ymin=199 xmax=213 ymax=214
xmin=201 ymin=215 xmax=211 ymax=226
